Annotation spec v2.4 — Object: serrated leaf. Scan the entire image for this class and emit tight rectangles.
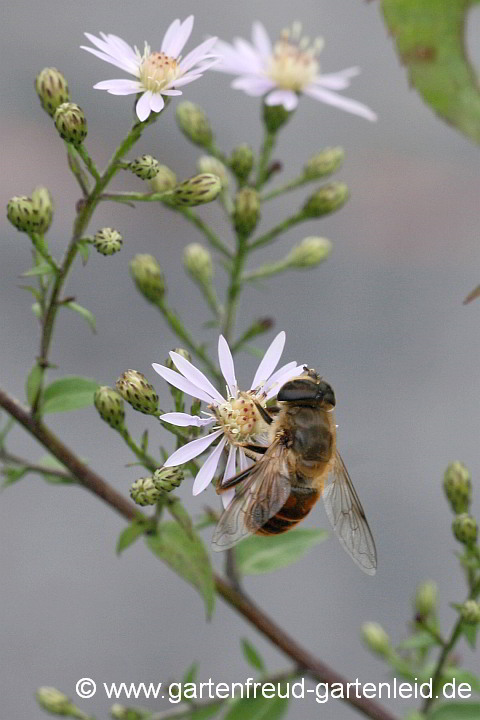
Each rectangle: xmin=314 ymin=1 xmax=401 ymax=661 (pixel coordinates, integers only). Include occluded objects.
xmin=428 ymin=703 xmax=480 ymax=720
xmin=42 ymin=376 xmax=99 ymax=414
xmin=241 ymin=638 xmax=265 ymax=673
xmin=223 ymin=694 xmax=288 ymax=720
xmin=146 ymin=521 xmax=215 ymax=618
xmin=117 ymin=518 xmax=148 ymax=554
xmin=235 ymin=528 xmax=328 ymax=575
xmin=22 ymin=263 xmax=54 ymax=277
xmin=65 ymin=301 xmax=96 ymax=333
xmin=26 ymin=364 xmax=43 ymax=406
xmin=76 ymin=239 xmax=90 ymax=265
xmin=381 ymin=0 xmax=480 ymax=145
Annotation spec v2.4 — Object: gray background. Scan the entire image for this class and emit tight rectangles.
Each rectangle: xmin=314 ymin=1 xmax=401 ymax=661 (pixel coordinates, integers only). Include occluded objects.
xmin=1 ymin=1 xmax=480 ymax=718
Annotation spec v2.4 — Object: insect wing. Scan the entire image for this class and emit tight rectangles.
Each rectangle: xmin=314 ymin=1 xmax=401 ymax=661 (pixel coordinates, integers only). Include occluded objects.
xmin=322 ymin=450 xmax=377 ymax=575
xmin=212 ymin=443 xmax=291 ymax=551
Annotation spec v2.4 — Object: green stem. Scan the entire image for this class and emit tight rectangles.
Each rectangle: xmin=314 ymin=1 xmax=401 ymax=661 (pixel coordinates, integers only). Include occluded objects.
xmin=222 ymin=237 xmax=249 ymax=343
xmin=261 ymin=175 xmax=309 ymax=201
xmin=66 ymin=144 xmax=90 ymax=196
xmin=119 ymin=428 xmax=159 ymax=472
xmin=250 ymin=212 xmax=305 ymax=252
xmin=243 ymin=259 xmax=290 ymax=282
xmin=75 ymin=144 xmax=101 ymax=181
xmin=30 ymin=234 xmax=60 ymax=274
xmin=256 ymin=129 xmax=277 ymax=189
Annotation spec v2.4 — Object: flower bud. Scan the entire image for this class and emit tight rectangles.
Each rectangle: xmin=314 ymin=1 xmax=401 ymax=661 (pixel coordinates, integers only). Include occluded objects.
xmin=150 ymin=165 xmax=177 ymax=193
xmin=54 ymin=102 xmax=87 ymax=146
xmin=196 ymin=156 xmax=229 ymax=188
xmin=129 ymin=154 xmax=159 ymax=180
xmin=166 ymin=348 xmax=192 ymax=370
xmin=93 ymin=227 xmax=123 ymax=256
xmin=460 ymin=600 xmax=480 ymax=625
xmin=130 ymin=476 xmax=162 ymax=506
xmin=304 ymin=147 xmax=345 ymax=179
xmin=111 ymin=705 xmax=145 ymax=720
xmin=116 ymin=370 xmax=158 ymax=414
xmin=35 ymin=68 xmax=70 ymax=117
xmin=7 ymin=195 xmax=34 ymax=233
xmin=130 ymin=254 xmax=165 ymax=304
xmin=452 ymin=513 xmax=478 ymax=546
xmin=361 ymin=622 xmax=391 ymax=656
xmin=153 ymin=466 xmax=184 ymax=494
xmin=230 ymin=144 xmax=254 ymax=182
xmin=184 ymin=243 xmax=213 ymax=287
xmin=303 ymin=182 xmax=349 ymax=218
xmin=176 ymin=101 xmax=213 ymax=147
xmin=415 ymin=581 xmax=437 ymax=618
xmin=36 ymin=687 xmax=73 ymax=716
xmin=444 ymin=462 xmax=472 ymax=514
xmin=263 ymin=102 xmax=292 ymax=133
xmin=234 ymin=187 xmax=260 ymax=237
xmin=94 ymin=386 xmax=125 ymax=430
xmin=31 ymin=186 xmax=54 ymax=234
xmin=171 ymin=174 xmax=221 ymax=207
xmin=286 ymin=237 xmax=332 ymax=269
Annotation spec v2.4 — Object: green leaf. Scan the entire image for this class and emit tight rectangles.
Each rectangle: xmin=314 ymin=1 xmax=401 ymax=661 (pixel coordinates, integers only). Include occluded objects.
xmin=443 ymin=667 xmax=480 ymax=693
xmin=235 ymin=528 xmax=328 ymax=575
xmin=462 ymin=622 xmax=478 ymax=649
xmin=146 ymin=521 xmax=215 ymax=618
xmin=428 ymin=703 xmax=480 ymax=720
xmin=141 ymin=429 xmax=149 ymax=452
xmin=76 ymin=239 xmax=90 ymax=265
xmin=31 ymin=302 xmax=42 ymax=319
xmin=182 ymin=662 xmax=198 ymax=685
xmin=42 ymin=376 xmax=99 ymax=414
xmin=21 ymin=262 xmax=54 ymax=277
xmin=36 ymin=454 xmax=74 ymax=484
xmin=381 ymin=0 xmax=480 ymax=144
xmin=397 ymin=630 xmax=438 ymax=650
xmin=117 ymin=518 xmax=148 ymax=554
xmin=19 ymin=285 xmax=43 ymax=302
xmin=65 ymin=301 xmax=96 ymax=333
xmin=26 ymin=364 xmax=43 ymax=406
xmin=186 ymin=706 xmax=222 ymax=720
xmin=167 ymin=499 xmax=194 ymax=538
xmin=223 ymin=694 xmax=288 ymax=720
xmin=1 ymin=466 xmax=28 ymax=489
xmin=241 ymin=638 xmax=266 ymax=673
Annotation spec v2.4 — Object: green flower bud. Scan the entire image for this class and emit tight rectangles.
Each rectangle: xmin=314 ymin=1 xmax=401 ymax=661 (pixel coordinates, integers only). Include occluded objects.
xmin=130 ymin=476 xmax=162 ymax=506
xmin=36 ymin=687 xmax=73 ymax=716
xmin=460 ymin=600 xmax=480 ymax=624
xmin=150 ymin=164 xmax=177 ymax=193
xmin=130 ymin=254 xmax=165 ymax=304
xmin=230 ymin=144 xmax=254 ymax=183
xmin=184 ymin=243 xmax=213 ymax=287
xmin=116 ymin=370 xmax=158 ymax=415
xmin=110 ymin=705 xmax=145 ymax=720
xmin=234 ymin=187 xmax=260 ymax=237
xmin=286 ymin=237 xmax=332 ymax=269
xmin=93 ymin=227 xmax=123 ymax=256
xmin=452 ymin=513 xmax=478 ymax=546
xmin=444 ymin=462 xmax=472 ymax=514
xmin=176 ymin=101 xmax=213 ymax=147
xmin=361 ymin=622 xmax=391 ymax=656
xmin=54 ymin=102 xmax=87 ymax=146
xmin=129 ymin=154 xmax=159 ymax=180
xmin=35 ymin=68 xmax=70 ymax=117
xmin=303 ymin=182 xmax=349 ymax=218
xmin=171 ymin=174 xmax=221 ymax=207
xmin=31 ymin=186 xmax=54 ymax=234
xmin=153 ymin=466 xmax=184 ymax=494
xmin=94 ymin=386 xmax=125 ymax=430
xmin=415 ymin=581 xmax=437 ymax=618
xmin=263 ymin=102 xmax=293 ymax=133
xmin=7 ymin=195 xmax=34 ymax=233
xmin=166 ymin=348 xmax=192 ymax=370
xmin=196 ymin=156 xmax=229 ymax=188
xmin=304 ymin=147 xmax=345 ymax=179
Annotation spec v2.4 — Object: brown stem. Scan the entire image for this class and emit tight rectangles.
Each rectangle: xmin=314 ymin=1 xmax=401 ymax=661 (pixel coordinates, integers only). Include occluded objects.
xmin=0 ymin=385 xmax=398 ymax=720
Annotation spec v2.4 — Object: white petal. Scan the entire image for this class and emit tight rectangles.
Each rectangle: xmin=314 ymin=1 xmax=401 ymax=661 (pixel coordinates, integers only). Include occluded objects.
xmin=81 ymin=44 xmax=140 ymax=75
xmin=164 ymin=429 xmax=222 ymax=467
xmin=194 ymin=57 xmax=221 ymax=73
xmin=252 ymin=22 xmax=272 ymax=59
xmin=261 ymin=362 xmax=297 ymax=394
xmin=152 ymin=363 xmax=216 ymax=404
xmin=81 ymin=36 xmax=139 ymax=75
xmin=221 ymin=488 xmax=235 ymax=509
xmin=169 ymin=352 xmax=225 ymax=405
xmin=233 ymin=38 xmax=264 ymax=73
xmin=265 ymin=364 xmax=307 ymax=401
xmin=167 ymin=15 xmax=194 ymax=58
xmin=160 ymin=412 xmax=215 ymax=428
xmin=238 ymin=448 xmax=253 ymax=471
xmin=85 ymin=32 xmax=137 ymax=69
xmin=251 ymin=331 xmax=286 ymax=390
xmin=93 ymin=79 xmax=142 ymax=95
xmin=231 ymin=75 xmax=274 ymax=96
xmin=170 ymin=73 xmax=203 ymax=88
xmin=218 ymin=336 xmax=237 ymax=397
xmin=314 ymin=67 xmax=360 ymax=90
xmin=211 ymin=40 xmax=246 ymax=74
xmin=135 ymin=91 xmax=152 ymax=121
xmin=193 ymin=437 xmax=227 ymax=495
xmin=179 ymin=37 xmax=218 ymax=72
xmin=103 ymin=33 xmax=139 ymax=62
xmin=265 ymin=89 xmax=299 ymax=111
xmin=161 ymin=18 xmax=181 ymax=54
xmin=304 ymin=85 xmax=377 ymax=121
xmin=149 ymin=93 xmax=165 ymax=113
xmin=161 ymin=89 xmax=183 ymax=96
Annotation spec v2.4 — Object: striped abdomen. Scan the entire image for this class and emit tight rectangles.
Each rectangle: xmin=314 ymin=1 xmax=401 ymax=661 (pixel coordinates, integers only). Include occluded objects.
xmin=256 ymin=485 xmax=320 ymax=536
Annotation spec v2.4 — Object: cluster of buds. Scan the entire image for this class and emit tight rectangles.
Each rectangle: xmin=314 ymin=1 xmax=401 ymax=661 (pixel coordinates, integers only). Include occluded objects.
xmin=150 ymin=165 xmax=177 ymax=193
xmin=129 ymin=155 xmax=159 ymax=180
xmin=176 ymin=101 xmax=213 ymax=148
xmin=234 ymin=187 xmax=260 ymax=237
xmin=303 ymin=182 xmax=349 ymax=218
xmin=230 ymin=144 xmax=254 ymax=183
xmin=361 ymin=622 xmax=391 ymax=658
xmin=170 ymin=173 xmax=222 ymax=207
xmin=116 ymin=370 xmax=158 ymax=415
xmin=93 ymin=228 xmax=123 ymax=256
xmin=130 ymin=467 xmax=184 ymax=506
xmin=304 ymin=147 xmax=344 ymax=180
xmin=443 ymin=462 xmax=472 ymax=514
xmin=94 ymin=386 xmax=125 ymax=430
xmin=7 ymin=186 xmax=53 ymax=235
xmin=130 ymin=254 xmax=165 ymax=304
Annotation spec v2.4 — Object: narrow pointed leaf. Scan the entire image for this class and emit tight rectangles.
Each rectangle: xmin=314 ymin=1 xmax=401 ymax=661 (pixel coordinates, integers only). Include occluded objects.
xmin=65 ymin=301 xmax=96 ymax=333
xmin=235 ymin=528 xmax=328 ymax=575
xmin=42 ymin=376 xmax=99 ymax=414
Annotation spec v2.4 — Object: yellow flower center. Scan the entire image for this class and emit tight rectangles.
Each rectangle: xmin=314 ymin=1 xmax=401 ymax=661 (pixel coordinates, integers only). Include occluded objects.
xmin=213 ymin=392 xmax=265 ymax=444
xmin=267 ymin=26 xmax=323 ymax=91
xmin=139 ymin=51 xmax=182 ymax=92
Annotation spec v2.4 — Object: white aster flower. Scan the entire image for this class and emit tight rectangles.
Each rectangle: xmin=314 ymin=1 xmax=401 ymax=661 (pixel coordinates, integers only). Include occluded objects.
xmin=213 ymin=21 xmax=376 ymax=121
xmin=152 ymin=331 xmax=305 ymax=507
xmin=81 ymin=16 xmax=218 ymax=122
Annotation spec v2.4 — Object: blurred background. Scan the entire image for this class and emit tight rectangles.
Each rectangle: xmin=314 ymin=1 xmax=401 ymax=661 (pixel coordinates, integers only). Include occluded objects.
xmin=1 ymin=1 xmax=479 ymax=718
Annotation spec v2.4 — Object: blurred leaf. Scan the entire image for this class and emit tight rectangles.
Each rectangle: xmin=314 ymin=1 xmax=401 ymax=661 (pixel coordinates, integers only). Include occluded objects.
xmin=141 ymin=429 xmax=149 ymax=452
xmin=146 ymin=521 xmax=215 ymax=618
xmin=235 ymin=528 xmax=328 ymax=575
xmin=398 ymin=630 xmax=439 ymax=650
xmin=185 ymin=706 xmax=222 ymax=720
xmin=0 ymin=418 xmax=15 ymax=448
xmin=21 ymin=263 xmax=54 ymax=277
xmin=223 ymin=694 xmax=288 ymax=720
xmin=241 ymin=638 xmax=266 ymax=672
xmin=381 ymin=0 xmax=480 ymax=144
xmin=1 ymin=466 xmax=28 ymax=489
xmin=26 ymin=364 xmax=43 ymax=406
xmin=428 ymin=703 xmax=480 ymax=720
xmin=167 ymin=500 xmax=194 ymax=538
xmin=462 ymin=622 xmax=478 ymax=649
xmin=117 ymin=518 xmax=149 ymax=554
xmin=42 ymin=376 xmax=99 ymax=414
xmin=182 ymin=662 xmax=198 ymax=685
xmin=65 ymin=301 xmax=96 ymax=333
xmin=463 ymin=285 xmax=480 ymax=305
xmin=194 ymin=512 xmax=218 ymax=531
xmin=19 ymin=285 xmax=43 ymax=302
xmin=76 ymin=239 xmax=90 ymax=265
xmin=36 ymin=454 xmax=74 ymax=484
xmin=443 ymin=667 xmax=480 ymax=693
